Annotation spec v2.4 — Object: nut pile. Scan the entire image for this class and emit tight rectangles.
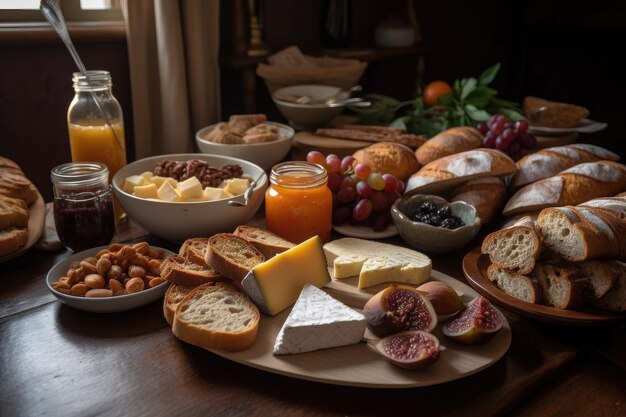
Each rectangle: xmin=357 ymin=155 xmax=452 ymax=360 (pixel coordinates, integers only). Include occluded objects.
xmin=153 ymin=159 xmax=243 ymax=188
xmin=51 ymin=242 xmax=166 ymax=298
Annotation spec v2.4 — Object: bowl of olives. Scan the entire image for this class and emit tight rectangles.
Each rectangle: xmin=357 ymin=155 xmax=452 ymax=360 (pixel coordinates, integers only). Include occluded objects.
xmin=391 ymin=195 xmax=481 ymax=254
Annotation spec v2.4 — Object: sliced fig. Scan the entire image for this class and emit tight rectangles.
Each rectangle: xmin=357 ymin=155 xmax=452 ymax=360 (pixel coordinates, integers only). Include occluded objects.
xmin=416 ymin=281 xmax=463 ymax=321
xmin=368 ymin=330 xmax=445 ymax=370
xmin=442 ymin=296 xmax=503 ymax=345
xmin=363 ymin=285 xmax=437 ymax=337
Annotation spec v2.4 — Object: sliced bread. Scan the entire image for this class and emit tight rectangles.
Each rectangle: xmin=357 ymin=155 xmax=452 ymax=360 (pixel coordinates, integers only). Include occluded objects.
xmin=207 ymin=233 xmax=265 ymax=281
xmin=163 ymin=283 xmax=196 ymax=326
xmin=0 ymin=226 xmax=28 ymax=257
xmin=179 ymin=237 xmax=211 ymax=267
xmin=172 ymin=282 xmax=260 ymax=352
xmin=533 ymin=261 xmax=592 ymax=309
xmin=0 ymin=194 xmax=29 ymax=229
xmin=159 ymin=255 xmax=223 ymax=286
xmin=481 ymin=216 xmax=541 ymax=274
xmin=234 ymin=225 xmax=295 ymax=258
xmin=592 ymin=261 xmax=626 ymax=312
xmin=577 ymin=260 xmax=618 ymax=299
xmin=487 ymin=264 xmax=542 ymax=304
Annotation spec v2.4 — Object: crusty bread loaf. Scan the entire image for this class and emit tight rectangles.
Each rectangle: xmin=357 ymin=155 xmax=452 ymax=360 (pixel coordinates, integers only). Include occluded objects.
xmin=179 ymin=238 xmax=211 ymax=267
xmin=207 ymin=233 xmax=265 ymax=281
xmin=0 ymin=156 xmax=23 ymax=174
xmin=449 ymin=177 xmax=506 ymax=225
xmin=577 ymin=260 xmax=618 ymax=299
xmin=415 ymin=126 xmax=483 ymax=166
xmin=317 ymin=125 xmax=427 ymax=148
xmin=536 ymin=204 xmax=626 ymax=262
xmin=579 ymin=196 xmax=626 ymax=220
xmin=511 ymin=144 xmax=620 ymax=190
xmin=523 ymin=96 xmax=589 ymax=128
xmin=487 ymin=264 xmax=542 ymax=304
xmin=172 ymin=282 xmax=260 ymax=352
xmin=405 ymin=148 xmax=517 ymax=196
xmin=0 ymin=194 xmax=28 ymax=229
xmin=233 ymin=225 xmax=295 ymax=259
xmin=0 ymin=170 xmax=38 ymax=205
xmin=503 ymin=160 xmax=626 ymax=216
xmin=481 ymin=216 xmax=541 ymax=274
xmin=592 ymin=261 xmax=626 ymax=312
xmin=163 ymin=283 xmax=196 ymax=326
xmin=0 ymin=226 xmax=28 ymax=257
xmin=533 ymin=261 xmax=592 ymax=309
xmin=352 ymin=142 xmax=420 ymax=181
xmin=159 ymin=255 xmax=223 ymax=286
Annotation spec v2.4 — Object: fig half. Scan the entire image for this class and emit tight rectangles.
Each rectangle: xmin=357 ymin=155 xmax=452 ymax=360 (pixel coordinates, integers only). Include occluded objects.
xmin=442 ymin=296 xmax=503 ymax=345
xmin=417 ymin=281 xmax=463 ymax=321
xmin=363 ymin=285 xmax=437 ymax=337
xmin=368 ymin=330 xmax=445 ymax=370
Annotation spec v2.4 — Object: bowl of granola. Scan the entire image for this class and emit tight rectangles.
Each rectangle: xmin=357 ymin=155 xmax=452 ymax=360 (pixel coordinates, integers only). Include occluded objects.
xmin=112 ymin=154 xmax=268 ymax=242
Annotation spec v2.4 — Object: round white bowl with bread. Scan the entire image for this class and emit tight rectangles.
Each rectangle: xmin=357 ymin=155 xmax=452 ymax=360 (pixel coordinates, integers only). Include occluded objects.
xmin=46 ymin=245 xmax=174 ymax=313
xmin=271 ymin=85 xmax=350 ymax=128
xmin=195 ymin=122 xmax=295 ymax=171
xmin=112 ymin=154 xmax=268 ymax=243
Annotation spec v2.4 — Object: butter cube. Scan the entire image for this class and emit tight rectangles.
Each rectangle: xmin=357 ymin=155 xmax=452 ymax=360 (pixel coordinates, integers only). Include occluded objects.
xmin=133 ymin=183 xmax=159 ymax=199
xmin=150 ymin=176 xmax=177 ymax=188
xmin=123 ymin=175 xmax=146 ymax=194
xmin=202 ymin=187 xmax=232 ymax=201
xmin=157 ymin=181 xmax=181 ymax=202
xmin=140 ymin=171 xmax=154 ymax=180
xmin=224 ymin=178 xmax=250 ymax=196
xmin=177 ymin=176 xmax=203 ymax=200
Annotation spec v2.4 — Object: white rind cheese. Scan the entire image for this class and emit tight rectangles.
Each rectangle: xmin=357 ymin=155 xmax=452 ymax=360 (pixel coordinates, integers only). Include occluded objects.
xmin=333 ymin=254 xmax=367 ymax=279
xmin=273 ymin=284 xmax=366 ymax=355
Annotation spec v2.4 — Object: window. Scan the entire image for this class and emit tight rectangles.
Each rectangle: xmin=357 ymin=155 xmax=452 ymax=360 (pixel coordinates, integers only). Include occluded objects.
xmin=0 ymin=0 xmax=123 ymax=22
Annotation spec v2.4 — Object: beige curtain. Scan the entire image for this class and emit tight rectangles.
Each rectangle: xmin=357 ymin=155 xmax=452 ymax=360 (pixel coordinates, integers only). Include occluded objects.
xmin=122 ymin=0 xmax=221 ymax=158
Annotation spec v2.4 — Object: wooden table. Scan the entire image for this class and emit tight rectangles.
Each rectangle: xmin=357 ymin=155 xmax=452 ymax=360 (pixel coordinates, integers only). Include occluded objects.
xmin=1 ymin=226 xmax=624 ymax=417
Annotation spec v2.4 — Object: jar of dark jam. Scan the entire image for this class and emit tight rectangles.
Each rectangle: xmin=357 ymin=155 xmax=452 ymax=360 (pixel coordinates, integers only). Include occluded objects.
xmin=51 ymin=162 xmax=115 ymax=252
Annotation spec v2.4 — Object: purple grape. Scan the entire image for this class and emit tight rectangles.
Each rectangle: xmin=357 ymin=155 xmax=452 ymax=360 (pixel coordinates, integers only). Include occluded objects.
xmin=508 ymin=141 xmax=521 ymax=156
xmin=353 ymin=199 xmax=373 ymax=221
xmin=336 ymin=187 xmax=356 ymax=203
xmin=333 ymin=205 xmax=352 ymax=225
xmin=327 ymin=172 xmax=342 ymax=193
xmin=476 ymin=122 xmax=489 ymax=134
xmin=518 ymin=133 xmax=537 ymax=149
xmin=340 ymin=175 xmax=356 ymax=190
xmin=370 ymin=191 xmax=388 ymax=213
xmin=482 ymin=132 xmax=496 ymax=148
xmin=382 ymin=173 xmax=398 ymax=193
xmin=340 ymin=156 xmax=356 ymax=173
xmin=514 ymin=120 xmax=529 ymax=134
xmin=372 ymin=212 xmax=392 ymax=232
xmin=356 ymin=180 xmax=373 ymax=198
xmin=495 ymin=135 xmax=509 ymax=150
xmin=501 ymin=128 xmax=517 ymax=145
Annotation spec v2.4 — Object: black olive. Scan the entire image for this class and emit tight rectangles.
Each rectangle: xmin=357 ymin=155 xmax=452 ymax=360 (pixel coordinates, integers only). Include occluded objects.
xmin=437 ymin=205 xmax=452 ymax=218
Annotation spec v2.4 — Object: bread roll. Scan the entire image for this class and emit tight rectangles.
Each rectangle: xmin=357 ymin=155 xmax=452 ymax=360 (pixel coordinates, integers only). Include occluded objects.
xmin=449 ymin=177 xmax=505 ymax=225
xmin=352 ymin=142 xmax=420 ymax=181
xmin=415 ymin=126 xmax=483 ymax=166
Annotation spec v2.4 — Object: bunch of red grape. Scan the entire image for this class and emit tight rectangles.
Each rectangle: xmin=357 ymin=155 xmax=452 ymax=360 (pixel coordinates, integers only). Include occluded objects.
xmin=306 ymin=151 xmax=404 ymax=231
xmin=477 ymin=115 xmax=537 ymax=159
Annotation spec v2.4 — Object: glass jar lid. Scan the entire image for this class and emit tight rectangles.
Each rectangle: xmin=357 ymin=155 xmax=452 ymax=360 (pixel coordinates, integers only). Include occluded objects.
xmin=51 ymin=162 xmax=109 ymax=188
xmin=72 ymin=70 xmax=112 ymax=91
xmin=270 ymin=161 xmax=328 ymax=188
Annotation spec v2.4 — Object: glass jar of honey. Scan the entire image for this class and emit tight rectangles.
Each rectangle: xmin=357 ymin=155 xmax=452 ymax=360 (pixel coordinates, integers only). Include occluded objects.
xmin=67 ymin=70 xmax=126 ymax=219
xmin=51 ymin=162 xmax=115 ymax=252
xmin=265 ymin=161 xmax=332 ymax=244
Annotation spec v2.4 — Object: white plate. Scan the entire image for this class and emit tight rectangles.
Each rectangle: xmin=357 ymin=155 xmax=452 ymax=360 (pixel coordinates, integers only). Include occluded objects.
xmin=46 ymin=245 xmax=174 ymax=313
xmin=528 ymin=118 xmax=607 ymax=135
xmin=333 ymin=223 xmax=398 ymax=239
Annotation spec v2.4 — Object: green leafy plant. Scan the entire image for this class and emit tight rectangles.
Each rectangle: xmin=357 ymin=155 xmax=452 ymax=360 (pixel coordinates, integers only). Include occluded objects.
xmin=350 ymin=63 xmax=524 ymax=137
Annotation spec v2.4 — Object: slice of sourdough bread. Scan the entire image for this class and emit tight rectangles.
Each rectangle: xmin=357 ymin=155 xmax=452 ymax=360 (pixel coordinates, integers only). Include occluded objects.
xmin=592 ymin=261 xmax=626 ymax=312
xmin=533 ymin=261 xmax=592 ymax=309
xmin=577 ymin=260 xmax=618 ymax=299
xmin=179 ymin=238 xmax=211 ymax=267
xmin=481 ymin=216 xmax=541 ymax=274
xmin=487 ymin=264 xmax=542 ymax=304
xmin=159 ymin=255 xmax=223 ymax=286
xmin=207 ymin=233 xmax=265 ymax=281
xmin=234 ymin=225 xmax=295 ymax=258
xmin=172 ymin=282 xmax=260 ymax=352
xmin=163 ymin=283 xmax=196 ymax=326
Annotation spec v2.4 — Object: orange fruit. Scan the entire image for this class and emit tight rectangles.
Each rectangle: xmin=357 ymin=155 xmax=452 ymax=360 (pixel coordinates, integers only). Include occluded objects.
xmin=423 ymin=80 xmax=453 ymax=107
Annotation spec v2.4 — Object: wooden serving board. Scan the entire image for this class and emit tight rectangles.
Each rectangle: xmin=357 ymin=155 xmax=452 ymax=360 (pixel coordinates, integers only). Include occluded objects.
xmin=210 ymin=267 xmax=512 ymax=388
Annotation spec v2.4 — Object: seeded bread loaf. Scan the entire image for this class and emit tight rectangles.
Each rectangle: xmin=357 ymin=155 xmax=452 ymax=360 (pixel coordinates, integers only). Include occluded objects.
xmin=481 ymin=216 xmax=541 ymax=274
xmin=163 ymin=283 xmax=196 ymax=326
xmin=503 ymin=160 xmax=626 ymax=216
xmin=415 ymin=126 xmax=483 ymax=166
xmin=207 ymin=233 xmax=265 ymax=281
xmin=449 ymin=177 xmax=506 ymax=225
xmin=405 ymin=148 xmax=517 ymax=196
xmin=533 ymin=261 xmax=592 ymax=309
xmin=159 ymin=255 xmax=223 ymax=286
xmin=233 ymin=225 xmax=295 ymax=259
xmin=511 ymin=144 xmax=620 ymax=190
xmin=487 ymin=264 xmax=542 ymax=304
xmin=172 ymin=282 xmax=260 ymax=352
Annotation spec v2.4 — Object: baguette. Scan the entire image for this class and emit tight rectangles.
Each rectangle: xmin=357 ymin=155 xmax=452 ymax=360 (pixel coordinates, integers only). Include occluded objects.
xmin=172 ymin=282 xmax=260 ymax=352
xmin=179 ymin=238 xmax=211 ymax=267
xmin=317 ymin=125 xmax=427 ymax=148
xmin=533 ymin=261 xmax=592 ymax=309
xmin=592 ymin=261 xmax=626 ymax=312
xmin=405 ymin=148 xmax=517 ymax=196
xmin=163 ymin=283 xmax=196 ymax=326
xmin=233 ymin=225 xmax=295 ymax=258
xmin=207 ymin=233 xmax=265 ymax=281
xmin=511 ymin=144 xmax=620 ymax=190
xmin=503 ymin=160 xmax=626 ymax=216
xmin=449 ymin=177 xmax=506 ymax=225
xmin=415 ymin=126 xmax=483 ymax=166
xmin=159 ymin=255 xmax=223 ymax=286
xmin=487 ymin=264 xmax=542 ymax=304
xmin=481 ymin=216 xmax=541 ymax=274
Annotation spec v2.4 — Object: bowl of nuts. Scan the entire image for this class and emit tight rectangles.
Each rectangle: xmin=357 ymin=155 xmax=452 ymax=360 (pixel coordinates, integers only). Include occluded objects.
xmin=46 ymin=243 xmax=175 ymax=313
xmin=391 ymin=195 xmax=482 ymax=254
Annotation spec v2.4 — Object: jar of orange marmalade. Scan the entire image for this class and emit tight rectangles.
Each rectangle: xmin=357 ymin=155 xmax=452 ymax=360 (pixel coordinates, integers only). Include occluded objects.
xmin=265 ymin=161 xmax=332 ymax=244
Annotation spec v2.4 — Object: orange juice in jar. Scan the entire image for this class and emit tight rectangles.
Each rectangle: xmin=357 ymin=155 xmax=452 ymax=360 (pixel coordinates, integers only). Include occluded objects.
xmin=68 ymin=71 xmax=127 ymax=219
xmin=265 ymin=161 xmax=332 ymax=244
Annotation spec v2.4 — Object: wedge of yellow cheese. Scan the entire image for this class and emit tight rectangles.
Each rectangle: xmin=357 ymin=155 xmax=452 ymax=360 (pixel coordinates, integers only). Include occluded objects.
xmin=133 ymin=183 xmax=159 ymax=199
xmin=242 ymin=235 xmax=331 ymax=316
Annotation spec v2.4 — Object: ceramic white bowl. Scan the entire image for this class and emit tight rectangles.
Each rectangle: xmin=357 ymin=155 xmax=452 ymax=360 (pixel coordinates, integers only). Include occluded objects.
xmin=46 ymin=245 xmax=174 ymax=313
xmin=195 ymin=121 xmax=295 ymax=171
xmin=112 ymin=153 xmax=268 ymax=243
xmin=391 ymin=195 xmax=482 ymax=254
xmin=272 ymin=85 xmax=350 ymax=128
